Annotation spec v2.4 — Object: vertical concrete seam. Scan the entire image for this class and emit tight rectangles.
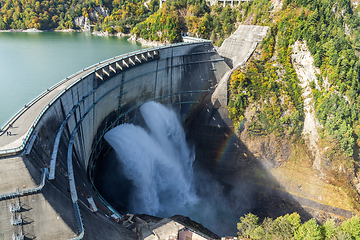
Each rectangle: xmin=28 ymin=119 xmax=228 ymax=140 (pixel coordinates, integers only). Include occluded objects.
xmin=171 ymin=46 xmax=174 ymax=104
xmin=154 ymin=60 xmax=159 ymax=99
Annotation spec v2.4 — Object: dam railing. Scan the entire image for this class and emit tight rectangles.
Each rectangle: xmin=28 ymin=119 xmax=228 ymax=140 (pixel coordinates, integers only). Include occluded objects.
xmin=0 ymin=168 xmax=47 ymax=200
xmin=0 ymin=39 xmax=211 ymax=158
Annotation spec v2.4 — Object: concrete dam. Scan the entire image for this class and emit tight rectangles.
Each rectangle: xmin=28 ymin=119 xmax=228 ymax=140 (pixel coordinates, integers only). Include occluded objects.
xmin=0 ymin=39 xmax=235 ymax=239
xmin=1 ymin=25 xmax=354 ymax=239
xmin=1 ymin=24 xmax=316 ymax=239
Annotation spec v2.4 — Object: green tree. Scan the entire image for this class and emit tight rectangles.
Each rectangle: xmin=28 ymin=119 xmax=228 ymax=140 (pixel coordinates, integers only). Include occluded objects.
xmin=322 ymin=219 xmax=337 ymax=240
xmin=237 ymin=213 xmax=260 ymax=239
xmin=270 ymin=213 xmax=301 ymax=240
xmin=294 ymin=218 xmax=322 ymax=240
xmin=341 ymin=216 xmax=360 ymax=240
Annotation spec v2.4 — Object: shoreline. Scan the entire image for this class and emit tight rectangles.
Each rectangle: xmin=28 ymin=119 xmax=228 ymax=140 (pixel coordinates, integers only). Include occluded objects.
xmin=127 ymin=35 xmax=166 ymax=47
xmin=0 ymin=28 xmax=79 ymax=32
xmin=0 ymin=28 xmax=82 ymax=33
xmin=0 ymin=28 xmax=170 ymax=47
xmin=0 ymin=28 xmax=133 ymax=40
xmin=0 ymin=28 xmax=127 ymax=36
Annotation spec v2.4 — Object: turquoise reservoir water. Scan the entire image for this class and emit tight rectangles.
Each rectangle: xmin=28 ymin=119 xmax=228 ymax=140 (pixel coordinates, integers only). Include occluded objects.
xmin=0 ymin=31 xmax=144 ymax=126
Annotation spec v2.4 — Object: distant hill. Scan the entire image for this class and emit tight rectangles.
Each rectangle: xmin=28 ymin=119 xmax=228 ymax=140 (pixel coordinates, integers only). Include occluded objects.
xmin=0 ymin=0 xmax=157 ymax=31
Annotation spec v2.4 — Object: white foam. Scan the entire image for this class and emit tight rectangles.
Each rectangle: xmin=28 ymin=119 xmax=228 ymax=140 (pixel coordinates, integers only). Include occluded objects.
xmin=104 ymin=101 xmax=198 ymax=216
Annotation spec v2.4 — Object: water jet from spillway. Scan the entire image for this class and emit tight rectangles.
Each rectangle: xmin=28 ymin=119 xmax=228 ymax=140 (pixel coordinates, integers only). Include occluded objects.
xmin=101 ymin=101 xmax=246 ymax=236
xmin=104 ymin=101 xmax=198 ymax=216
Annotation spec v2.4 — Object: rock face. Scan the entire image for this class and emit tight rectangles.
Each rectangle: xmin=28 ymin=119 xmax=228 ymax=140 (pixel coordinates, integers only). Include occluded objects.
xmin=95 ymin=6 xmax=109 ymax=17
xmin=90 ymin=6 xmax=109 ymax=20
xmin=73 ymin=16 xmax=90 ymax=31
xmin=271 ymin=0 xmax=283 ymax=12
xmin=240 ymin=130 xmax=292 ymax=169
xmin=74 ymin=6 xmax=109 ymax=32
xmin=291 ymin=41 xmax=322 ymax=170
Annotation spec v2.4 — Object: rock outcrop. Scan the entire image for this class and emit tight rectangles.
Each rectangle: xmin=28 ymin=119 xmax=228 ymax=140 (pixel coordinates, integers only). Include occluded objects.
xmin=291 ymin=41 xmax=322 ymax=171
xmin=73 ymin=16 xmax=91 ymax=31
xmin=90 ymin=6 xmax=109 ymax=20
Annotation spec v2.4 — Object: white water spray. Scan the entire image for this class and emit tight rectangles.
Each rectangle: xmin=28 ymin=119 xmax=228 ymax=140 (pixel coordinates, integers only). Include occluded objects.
xmin=104 ymin=101 xmax=198 ymax=216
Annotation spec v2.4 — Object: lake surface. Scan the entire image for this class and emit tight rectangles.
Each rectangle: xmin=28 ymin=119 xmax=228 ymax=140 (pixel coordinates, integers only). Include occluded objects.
xmin=0 ymin=31 xmax=144 ymax=126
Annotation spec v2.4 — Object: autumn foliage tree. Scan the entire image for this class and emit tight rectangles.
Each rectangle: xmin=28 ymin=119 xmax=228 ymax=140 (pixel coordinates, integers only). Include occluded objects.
xmin=238 ymin=213 xmax=360 ymax=240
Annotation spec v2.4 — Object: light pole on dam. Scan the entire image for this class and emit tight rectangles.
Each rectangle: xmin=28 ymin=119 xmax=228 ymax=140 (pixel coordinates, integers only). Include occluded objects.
xmin=0 ymin=40 xmax=230 ymax=239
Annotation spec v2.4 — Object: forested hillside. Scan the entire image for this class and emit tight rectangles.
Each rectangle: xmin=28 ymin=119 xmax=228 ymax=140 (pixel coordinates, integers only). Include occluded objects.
xmin=132 ymin=0 xmax=243 ymax=45
xmin=227 ymin=0 xmax=360 ymax=217
xmin=229 ymin=0 xmax=360 ymax=155
xmin=0 ymin=0 xmax=157 ymax=30
xmin=0 ymin=0 xmax=243 ymax=45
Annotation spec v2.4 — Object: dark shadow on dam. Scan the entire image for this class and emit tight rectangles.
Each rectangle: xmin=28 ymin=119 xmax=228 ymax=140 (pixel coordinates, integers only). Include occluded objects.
xmin=93 ymin=100 xmax=313 ymax=236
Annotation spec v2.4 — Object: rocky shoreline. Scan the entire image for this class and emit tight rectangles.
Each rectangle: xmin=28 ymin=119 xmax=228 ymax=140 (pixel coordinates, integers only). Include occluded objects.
xmin=0 ymin=28 xmax=82 ymax=33
xmin=127 ymin=35 xmax=166 ymax=47
xmin=0 ymin=28 xmax=166 ymax=47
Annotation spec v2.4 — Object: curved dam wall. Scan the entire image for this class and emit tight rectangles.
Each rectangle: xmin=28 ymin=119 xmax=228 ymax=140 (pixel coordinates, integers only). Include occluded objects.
xmin=3 ymin=41 xmax=230 ymax=240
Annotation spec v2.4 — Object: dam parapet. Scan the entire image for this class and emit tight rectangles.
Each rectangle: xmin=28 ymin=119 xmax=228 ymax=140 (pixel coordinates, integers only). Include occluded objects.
xmin=0 ymin=41 xmax=230 ymax=239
